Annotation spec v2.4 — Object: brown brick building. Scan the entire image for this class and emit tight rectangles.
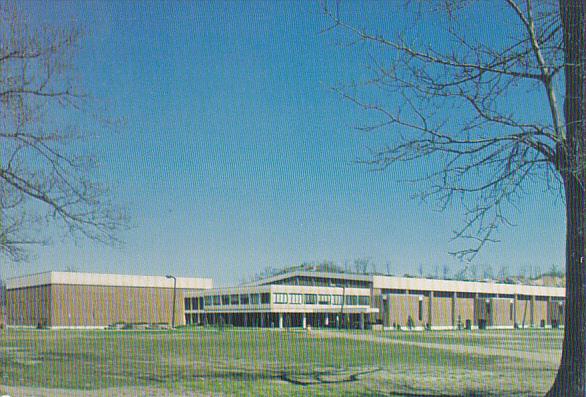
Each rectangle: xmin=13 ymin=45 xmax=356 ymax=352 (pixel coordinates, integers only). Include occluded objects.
xmin=7 ymin=270 xmax=566 ymax=330
xmin=185 ymin=271 xmax=566 ymax=330
xmin=6 ymin=272 xmax=212 ymax=328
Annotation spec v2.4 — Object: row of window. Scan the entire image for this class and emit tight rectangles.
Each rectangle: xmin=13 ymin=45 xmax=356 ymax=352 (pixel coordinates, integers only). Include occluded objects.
xmin=273 ymin=293 xmax=370 ymax=306
xmin=184 ymin=293 xmax=271 ymax=310
xmin=270 ymin=276 xmax=371 ymax=288
xmin=184 ymin=293 xmax=370 ymax=310
xmin=382 ymin=290 xmax=560 ymax=301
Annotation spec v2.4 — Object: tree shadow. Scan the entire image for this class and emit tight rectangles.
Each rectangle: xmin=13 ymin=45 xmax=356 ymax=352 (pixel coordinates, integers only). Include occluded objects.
xmin=357 ymin=388 xmax=541 ymax=397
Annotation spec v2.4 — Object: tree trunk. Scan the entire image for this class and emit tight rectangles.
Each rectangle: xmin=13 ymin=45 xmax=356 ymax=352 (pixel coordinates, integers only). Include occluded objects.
xmin=546 ymin=174 xmax=585 ymax=396
xmin=546 ymin=1 xmax=585 ymax=396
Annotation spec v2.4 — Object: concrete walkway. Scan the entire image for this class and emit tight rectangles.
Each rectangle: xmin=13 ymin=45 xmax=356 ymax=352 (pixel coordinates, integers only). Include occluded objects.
xmin=311 ymin=330 xmax=561 ymax=365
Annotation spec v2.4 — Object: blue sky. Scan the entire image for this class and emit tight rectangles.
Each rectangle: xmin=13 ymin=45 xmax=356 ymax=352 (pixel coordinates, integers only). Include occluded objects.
xmin=4 ymin=1 xmax=565 ymax=285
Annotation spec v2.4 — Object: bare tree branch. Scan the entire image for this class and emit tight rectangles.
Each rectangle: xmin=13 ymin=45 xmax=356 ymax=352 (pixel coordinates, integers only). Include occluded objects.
xmin=0 ymin=2 xmax=127 ymax=261
xmin=322 ymin=0 xmax=565 ymax=260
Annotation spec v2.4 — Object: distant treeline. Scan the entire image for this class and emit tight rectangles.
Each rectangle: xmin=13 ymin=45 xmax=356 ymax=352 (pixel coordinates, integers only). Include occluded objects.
xmin=245 ymin=260 xmax=565 ymax=285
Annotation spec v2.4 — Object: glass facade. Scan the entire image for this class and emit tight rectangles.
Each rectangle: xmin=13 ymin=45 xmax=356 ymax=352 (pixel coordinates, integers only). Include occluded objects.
xmin=188 ymin=292 xmax=372 ymax=308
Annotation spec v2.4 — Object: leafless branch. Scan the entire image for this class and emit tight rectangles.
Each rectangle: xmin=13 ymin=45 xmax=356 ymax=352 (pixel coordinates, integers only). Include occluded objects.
xmin=0 ymin=2 xmax=127 ymax=261
xmin=322 ymin=0 xmax=566 ymax=260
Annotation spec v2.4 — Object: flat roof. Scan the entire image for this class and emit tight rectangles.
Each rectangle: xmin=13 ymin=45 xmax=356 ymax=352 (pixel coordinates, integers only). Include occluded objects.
xmin=187 ymin=284 xmax=372 ymax=296
xmin=6 ymin=271 xmax=213 ymax=290
xmin=372 ymin=275 xmax=565 ymax=297
xmin=244 ymin=271 xmax=565 ymax=298
xmin=243 ymin=271 xmax=372 ymax=286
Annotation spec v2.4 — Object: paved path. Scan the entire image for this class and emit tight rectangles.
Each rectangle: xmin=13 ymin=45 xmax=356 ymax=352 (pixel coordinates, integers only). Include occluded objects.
xmin=311 ymin=330 xmax=561 ymax=365
xmin=0 ymin=385 xmax=227 ymax=397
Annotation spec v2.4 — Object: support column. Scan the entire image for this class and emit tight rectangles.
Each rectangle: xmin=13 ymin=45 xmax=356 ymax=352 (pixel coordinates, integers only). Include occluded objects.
xmin=302 ymin=313 xmax=307 ymax=329
xmin=530 ymin=295 xmax=536 ymax=327
xmin=379 ymin=295 xmax=385 ymax=326
xmin=385 ymin=295 xmax=391 ymax=328
xmin=260 ymin=313 xmax=265 ymax=328
xmin=278 ymin=313 xmax=283 ymax=329
xmin=428 ymin=291 xmax=434 ymax=330
xmin=513 ymin=294 xmax=518 ymax=328
xmin=451 ymin=292 xmax=457 ymax=329
xmin=474 ymin=293 xmax=479 ymax=326
xmin=547 ymin=296 xmax=552 ymax=327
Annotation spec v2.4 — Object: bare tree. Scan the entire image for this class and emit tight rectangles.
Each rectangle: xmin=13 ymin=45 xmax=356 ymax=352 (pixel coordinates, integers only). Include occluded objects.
xmin=322 ymin=0 xmax=584 ymax=395
xmin=548 ymin=263 xmax=564 ymax=277
xmin=483 ymin=264 xmax=494 ymax=280
xmin=353 ymin=257 xmax=371 ymax=274
xmin=0 ymin=3 xmax=126 ymax=261
xmin=454 ymin=264 xmax=467 ymax=280
xmin=442 ymin=264 xmax=450 ymax=280
xmin=469 ymin=263 xmax=478 ymax=280
xmin=498 ymin=265 xmax=508 ymax=281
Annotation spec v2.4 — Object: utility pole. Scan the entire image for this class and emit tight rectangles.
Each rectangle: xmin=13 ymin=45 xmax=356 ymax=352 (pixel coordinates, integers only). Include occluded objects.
xmin=166 ymin=275 xmax=177 ymax=329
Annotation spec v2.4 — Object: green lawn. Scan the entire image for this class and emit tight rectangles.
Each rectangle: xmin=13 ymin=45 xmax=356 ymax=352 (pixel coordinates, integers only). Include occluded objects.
xmin=0 ymin=328 xmax=563 ymax=396
xmin=378 ymin=328 xmax=563 ymax=353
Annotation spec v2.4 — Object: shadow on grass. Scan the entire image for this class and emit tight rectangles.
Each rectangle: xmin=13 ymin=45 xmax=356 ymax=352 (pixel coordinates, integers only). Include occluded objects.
xmin=117 ymin=367 xmax=383 ymax=387
xmin=128 ymin=368 xmax=541 ymax=397
xmin=112 ymin=367 xmax=542 ymax=397
xmin=356 ymin=388 xmax=541 ymax=397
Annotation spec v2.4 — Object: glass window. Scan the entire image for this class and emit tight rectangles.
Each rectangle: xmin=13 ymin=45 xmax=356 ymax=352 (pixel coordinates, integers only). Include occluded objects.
xmin=261 ymin=293 xmax=270 ymax=304
xmin=305 ymin=294 xmax=317 ymax=304
xmin=479 ymin=293 xmax=496 ymax=298
xmin=222 ymin=295 xmax=230 ymax=305
xmin=192 ymin=297 xmax=198 ymax=310
xmin=250 ymin=293 xmax=260 ymax=304
xmin=332 ymin=294 xmax=343 ymax=305
xmin=384 ymin=289 xmax=406 ymax=295
xmin=359 ymin=296 xmax=370 ymax=306
xmin=213 ymin=295 xmax=221 ymax=306
xmin=205 ymin=296 xmax=212 ymax=307
xmin=345 ymin=295 xmax=358 ymax=306
xmin=184 ymin=298 xmax=191 ymax=310
xmin=240 ymin=294 xmax=249 ymax=305
xmin=418 ymin=299 xmax=423 ymax=321
xmin=410 ymin=290 xmax=430 ymax=297
xmin=230 ymin=295 xmax=239 ymax=305
xmin=289 ymin=293 xmax=303 ymax=304
xmin=274 ymin=293 xmax=288 ymax=304
xmin=318 ymin=294 xmax=331 ymax=305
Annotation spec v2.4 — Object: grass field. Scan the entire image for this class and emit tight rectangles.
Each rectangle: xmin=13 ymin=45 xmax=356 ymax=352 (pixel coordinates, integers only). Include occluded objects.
xmin=0 ymin=328 xmax=563 ymax=397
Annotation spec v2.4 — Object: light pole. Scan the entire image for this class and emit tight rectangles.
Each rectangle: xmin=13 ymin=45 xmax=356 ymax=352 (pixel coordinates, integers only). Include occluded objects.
xmin=166 ymin=275 xmax=177 ymax=329
xmin=341 ymin=285 xmax=347 ymax=329
xmin=331 ymin=283 xmax=346 ymax=329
